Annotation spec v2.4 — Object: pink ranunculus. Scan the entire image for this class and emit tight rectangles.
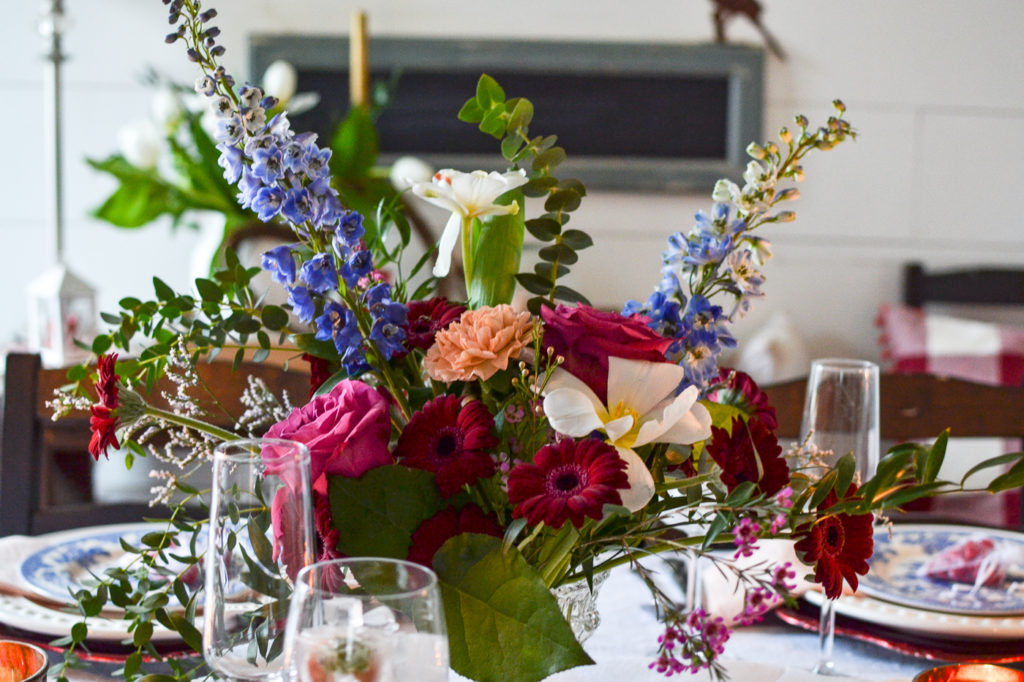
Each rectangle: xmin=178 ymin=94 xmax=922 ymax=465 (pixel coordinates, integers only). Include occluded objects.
xmin=540 ymin=303 xmax=673 ymax=403
xmin=265 ymin=379 xmax=393 ymax=495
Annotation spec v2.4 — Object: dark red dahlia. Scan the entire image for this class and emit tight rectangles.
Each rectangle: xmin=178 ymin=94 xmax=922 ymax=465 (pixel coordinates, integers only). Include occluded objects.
xmin=707 ymin=416 xmax=788 ymax=497
xmin=793 ymin=486 xmax=874 ymax=599
xmin=302 ymin=353 xmax=335 ymax=398
xmin=707 ymin=368 xmax=778 ymax=430
xmin=88 ymin=405 xmax=120 ymax=460
xmin=407 ymin=505 xmax=503 ymax=566
xmin=394 ymin=395 xmax=498 ymax=497
xmin=404 ymin=297 xmax=466 ymax=350
xmin=507 ymin=438 xmax=628 ymax=529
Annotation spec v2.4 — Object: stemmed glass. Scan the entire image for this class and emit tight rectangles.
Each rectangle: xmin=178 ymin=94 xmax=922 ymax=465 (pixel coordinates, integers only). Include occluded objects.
xmin=800 ymin=359 xmax=879 ymax=676
xmin=204 ymin=438 xmax=315 ymax=681
xmin=283 ymin=558 xmax=449 ymax=682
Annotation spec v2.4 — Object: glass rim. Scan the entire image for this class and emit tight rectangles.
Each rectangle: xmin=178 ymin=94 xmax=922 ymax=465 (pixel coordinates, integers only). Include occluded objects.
xmin=295 ymin=557 xmax=439 ymax=598
xmin=810 ymin=357 xmax=879 ymax=372
xmin=213 ymin=437 xmax=311 ymax=463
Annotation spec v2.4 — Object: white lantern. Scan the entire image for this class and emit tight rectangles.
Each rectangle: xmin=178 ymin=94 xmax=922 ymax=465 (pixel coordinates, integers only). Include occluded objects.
xmin=26 ymin=263 xmax=97 ymax=368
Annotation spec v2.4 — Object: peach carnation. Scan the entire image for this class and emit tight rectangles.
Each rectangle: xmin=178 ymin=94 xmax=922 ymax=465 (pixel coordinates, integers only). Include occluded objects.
xmin=424 ymin=304 xmax=534 ymax=382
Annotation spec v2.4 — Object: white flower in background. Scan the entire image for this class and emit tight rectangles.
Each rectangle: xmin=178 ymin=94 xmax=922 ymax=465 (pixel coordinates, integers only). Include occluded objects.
xmin=118 ymin=120 xmax=162 ymax=168
xmin=262 ymin=59 xmax=297 ymax=102
xmin=262 ymin=59 xmax=320 ymax=115
xmin=410 ymin=169 xmax=529 ymax=277
xmin=389 ymin=155 xmax=434 ymax=191
xmin=542 ymin=357 xmax=712 ymax=511
xmin=150 ymin=87 xmax=183 ymax=131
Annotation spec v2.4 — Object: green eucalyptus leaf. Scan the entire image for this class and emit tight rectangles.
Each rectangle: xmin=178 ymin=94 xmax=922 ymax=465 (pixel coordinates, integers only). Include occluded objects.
xmin=538 ymin=243 xmax=578 ymax=265
xmin=476 ymin=74 xmax=506 ymax=107
xmin=544 ymin=188 xmax=581 ymax=213
xmin=533 ymin=147 xmax=567 ymax=173
xmin=434 ymin=534 xmax=592 ymax=682
xmin=458 ymin=97 xmax=484 ymax=123
xmin=560 ymin=229 xmax=594 ymax=250
xmin=516 ymin=273 xmax=553 ymax=296
xmin=506 ymin=98 xmax=534 ymax=131
xmin=551 ymin=285 xmax=590 ymax=305
xmin=195 ymin=278 xmax=222 ymax=302
xmin=525 ymin=217 xmax=561 ymax=241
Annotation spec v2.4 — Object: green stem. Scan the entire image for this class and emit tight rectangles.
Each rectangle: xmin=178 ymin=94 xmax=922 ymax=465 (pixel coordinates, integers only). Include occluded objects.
xmin=460 ymin=215 xmax=474 ymax=291
xmin=144 ymin=405 xmax=240 ymax=442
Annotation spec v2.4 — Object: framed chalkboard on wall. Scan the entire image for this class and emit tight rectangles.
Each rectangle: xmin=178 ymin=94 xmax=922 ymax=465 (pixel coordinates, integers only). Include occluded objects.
xmin=249 ymin=37 xmax=763 ymax=192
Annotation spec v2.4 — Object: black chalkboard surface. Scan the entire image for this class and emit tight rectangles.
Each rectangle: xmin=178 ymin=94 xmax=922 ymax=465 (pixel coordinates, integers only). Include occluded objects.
xmin=250 ymin=37 xmax=763 ymax=191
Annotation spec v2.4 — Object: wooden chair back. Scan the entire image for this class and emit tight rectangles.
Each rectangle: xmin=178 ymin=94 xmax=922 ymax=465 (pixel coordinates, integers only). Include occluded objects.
xmin=0 ymin=352 xmax=310 ymax=536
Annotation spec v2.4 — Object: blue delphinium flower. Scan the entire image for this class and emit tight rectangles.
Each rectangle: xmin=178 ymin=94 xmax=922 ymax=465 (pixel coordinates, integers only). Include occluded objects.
xmin=217 ymin=144 xmax=243 ymax=183
xmin=286 ymin=285 xmax=316 ymax=324
xmin=363 ymin=284 xmax=407 ymax=360
xmin=338 ymin=211 xmax=365 ymax=245
xmin=299 ymin=253 xmax=338 ymax=294
xmin=282 ymin=187 xmax=314 ymax=225
xmin=315 ymin=301 xmax=361 ymax=355
xmin=261 ymin=245 xmax=296 ymax=286
xmin=341 ymin=250 xmax=373 ymax=287
xmin=252 ymin=186 xmax=285 ymax=222
xmin=252 ymin=145 xmax=284 ymax=185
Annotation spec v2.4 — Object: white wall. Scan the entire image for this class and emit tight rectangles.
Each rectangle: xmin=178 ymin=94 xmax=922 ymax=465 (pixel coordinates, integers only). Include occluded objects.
xmin=3 ymin=0 xmax=1023 ymax=365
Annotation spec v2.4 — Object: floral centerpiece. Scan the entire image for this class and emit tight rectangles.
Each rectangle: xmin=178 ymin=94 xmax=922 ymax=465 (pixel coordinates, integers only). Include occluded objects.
xmin=47 ymin=2 xmax=1008 ymax=681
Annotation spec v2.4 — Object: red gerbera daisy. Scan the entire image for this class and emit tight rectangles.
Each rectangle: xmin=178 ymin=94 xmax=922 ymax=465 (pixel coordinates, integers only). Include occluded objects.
xmin=404 ymin=297 xmax=466 ymax=350
xmin=88 ymin=405 xmax=120 ymax=460
xmin=507 ymin=438 xmax=629 ymax=529
xmin=407 ymin=505 xmax=503 ymax=566
xmin=394 ymin=395 xmax=498 ymax=497
xmin=88 ymin=353 xmax=122 ymax=460
xmin=707 ymin=416 xmax=788 ymax=497
xmin=707 ymin=368 xmax=778 ymax=431
xmin=302 ymin=353 xmax=334 ymax=398
xmin=793 ymin=486 xmax=874 ymax=599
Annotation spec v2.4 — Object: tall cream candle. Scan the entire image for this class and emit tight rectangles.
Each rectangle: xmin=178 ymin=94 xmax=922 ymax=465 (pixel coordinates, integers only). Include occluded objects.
xmin=349 ymin=10 xmax=369 ymax=108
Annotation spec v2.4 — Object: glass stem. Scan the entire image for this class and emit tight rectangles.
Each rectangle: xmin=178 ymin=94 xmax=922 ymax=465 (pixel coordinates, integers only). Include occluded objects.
xmin=685 ymin=549 xmax=703 ymax=613
xmin=813 ymin=597 xmax=837 ymax=675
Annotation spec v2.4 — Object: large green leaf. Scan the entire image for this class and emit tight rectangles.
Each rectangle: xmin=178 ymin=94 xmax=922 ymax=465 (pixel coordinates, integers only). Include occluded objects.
xmin=468 ymin=191 xmax=525 ymax=308
xmin=327 ymin=465 xmax=444 ymax=558
xmin=331 ymin=107 xmax=379 ymax=179
xmin=434 ymin=534 xmax=592 ymax=682
xmin=87 ymin=156 xmax=191 ymax=227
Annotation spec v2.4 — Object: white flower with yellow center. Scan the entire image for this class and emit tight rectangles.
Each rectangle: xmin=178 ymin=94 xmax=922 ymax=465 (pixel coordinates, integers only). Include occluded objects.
xmin=410 ymin=169 xmax=529 ymax=278
xmin=542 ymin=356 xmax=712 ymax=511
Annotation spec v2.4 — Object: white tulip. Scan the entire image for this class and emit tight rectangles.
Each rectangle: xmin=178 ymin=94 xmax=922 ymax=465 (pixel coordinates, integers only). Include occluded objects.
xmin=262 ymin=59 xmax=297 ymax=103
xmin=410 ymin=169 xmax=529 ymax=278
xmin=118 ymin=120 xmax=162 ymax=169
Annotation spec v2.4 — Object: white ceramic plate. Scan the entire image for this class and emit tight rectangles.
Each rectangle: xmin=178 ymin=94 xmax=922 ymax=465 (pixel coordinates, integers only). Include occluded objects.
xmin=0 ymin=593 xmax=180 ymax=643
xmin=19 ymin=523 xmax=203 ymax=605
xmin=859 ymin=523 xmax=1024 ymax=616
xmin=804 ymin=590 xmax=1024 ymax=640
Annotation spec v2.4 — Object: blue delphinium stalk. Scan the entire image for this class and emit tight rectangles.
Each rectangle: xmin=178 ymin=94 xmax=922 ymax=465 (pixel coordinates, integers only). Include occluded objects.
xmin=165 ymin=0 xmax=408 ymax=387
xmin=625 ymin=104 xmax=856 ymax=392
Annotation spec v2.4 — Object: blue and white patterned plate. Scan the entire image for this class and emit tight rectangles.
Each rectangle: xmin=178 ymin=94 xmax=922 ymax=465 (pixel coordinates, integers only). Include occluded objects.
xmin=860 ymin=523 xmax=1024 ymax=616
xmin=20 ymin=523 xmax=175 ymax=603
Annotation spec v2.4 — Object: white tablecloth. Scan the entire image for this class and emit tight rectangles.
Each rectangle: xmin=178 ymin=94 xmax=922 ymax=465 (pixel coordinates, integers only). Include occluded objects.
xmin=0 ymin=528 xmax=961 ymax=682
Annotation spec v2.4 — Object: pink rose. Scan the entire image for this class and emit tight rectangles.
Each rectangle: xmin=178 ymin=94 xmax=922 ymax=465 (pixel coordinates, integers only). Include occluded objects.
xmin=540 ymin=303 xmax=673 ymax=402
xmin=265 ymin=380 xmax=393 ymax=560
xmin=265 ymin=379 xmax=393 ymax=495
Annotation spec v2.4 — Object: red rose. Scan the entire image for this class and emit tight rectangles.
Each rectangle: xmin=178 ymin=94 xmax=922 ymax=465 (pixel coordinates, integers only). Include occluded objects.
xmin=540 ymin=303 xmax=672 ymax=402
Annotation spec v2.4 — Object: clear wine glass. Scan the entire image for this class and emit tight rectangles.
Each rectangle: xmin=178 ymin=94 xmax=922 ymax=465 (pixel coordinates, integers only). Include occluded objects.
xmin=204 ymin=438 xmax=315 ymax=681
xmin=283 ymin=557 xmax=449 ymax=682
xmin=800 ymin=358 xmax=879 ymax=676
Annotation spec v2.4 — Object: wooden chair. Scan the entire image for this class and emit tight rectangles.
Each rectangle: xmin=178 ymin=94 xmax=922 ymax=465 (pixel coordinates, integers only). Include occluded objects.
xmin=764 ymin=373 xmax=1024 ymax=527
xmin=0 ymin=352 xmax=310 ymax=536
xmin=903 ymin=262 xmax=1024 ymax=308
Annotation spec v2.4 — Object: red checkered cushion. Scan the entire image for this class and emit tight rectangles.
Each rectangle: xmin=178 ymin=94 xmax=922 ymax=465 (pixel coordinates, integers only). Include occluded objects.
xmin=876 ymin=305 xmax=1024 ymax=386
xmin=876 ymin=304 xmax=1024 ymax=527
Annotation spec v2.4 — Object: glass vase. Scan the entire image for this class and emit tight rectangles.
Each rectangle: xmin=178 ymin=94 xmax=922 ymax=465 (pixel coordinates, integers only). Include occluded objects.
xmin=552 ymin=572 xmax=609 ymax=644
